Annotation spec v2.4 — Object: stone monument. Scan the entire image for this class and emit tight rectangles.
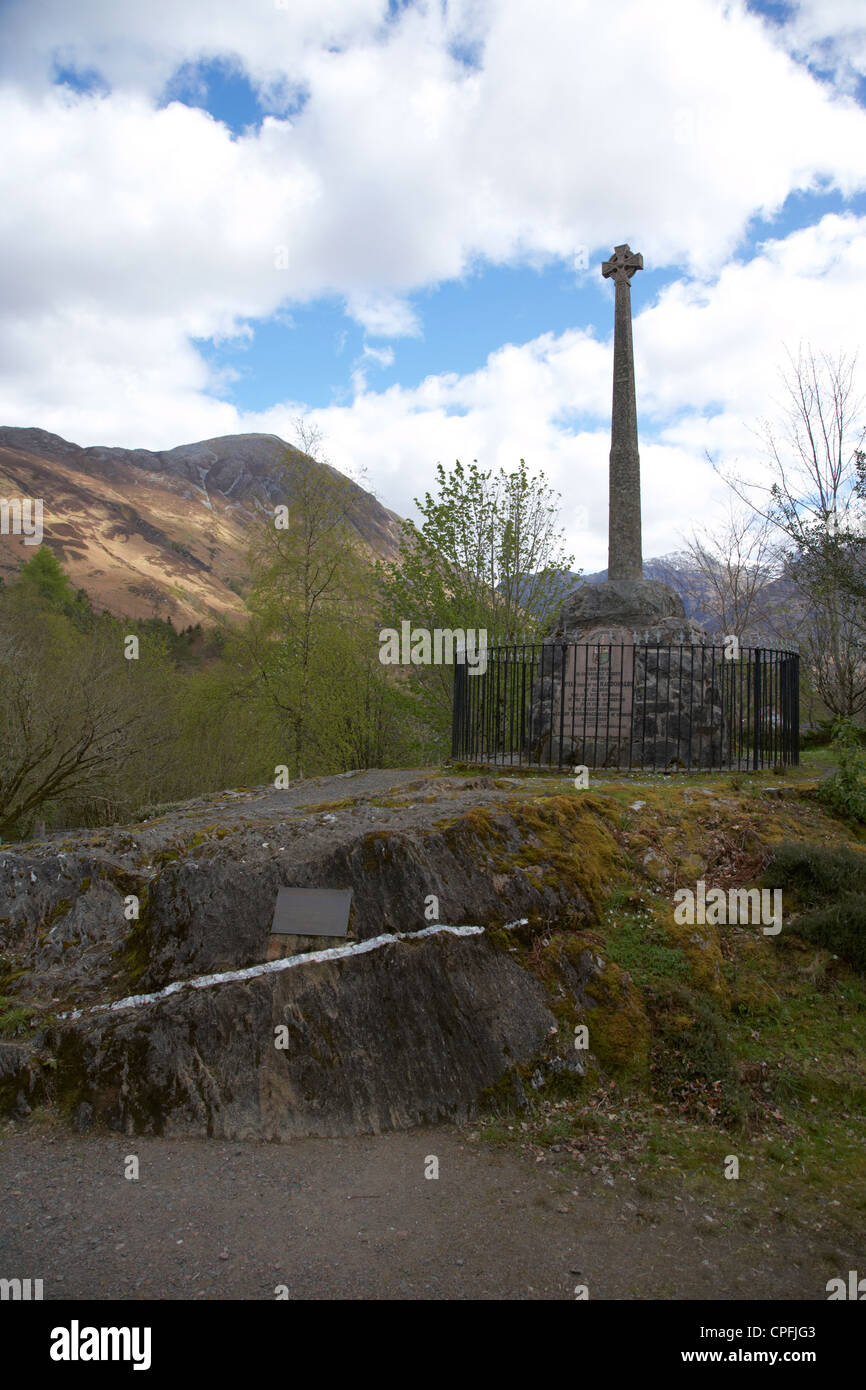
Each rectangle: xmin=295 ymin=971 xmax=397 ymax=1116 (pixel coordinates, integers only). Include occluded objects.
xmin=531 ymin=243 xmax=724 ymax=768
xmin=551 ymin=243 xmax=697 ymax=643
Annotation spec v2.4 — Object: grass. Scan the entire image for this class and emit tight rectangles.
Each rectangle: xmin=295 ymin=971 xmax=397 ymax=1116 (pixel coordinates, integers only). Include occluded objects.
xmin=602 ymin=887 xmax=691 ymax=986
xmin=0 ymin=997 xmax=44 ymax=1038
xmin=473 ymin=750 xmax=866 ymax=1238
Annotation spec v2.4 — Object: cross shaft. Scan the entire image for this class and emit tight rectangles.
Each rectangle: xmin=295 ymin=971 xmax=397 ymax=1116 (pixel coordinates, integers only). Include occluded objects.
xmin=602 ymin=243 xmax=643 ymax=581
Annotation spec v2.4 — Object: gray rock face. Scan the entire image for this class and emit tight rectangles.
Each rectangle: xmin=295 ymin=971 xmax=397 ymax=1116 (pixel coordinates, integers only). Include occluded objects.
xmin=49 ymin=933 xmax=555 ymax=1139
xmin=0 ymin=775 xmax=605 ymax=1137
xmin=0 ymin=1041 xmax=41 ymax=1117
xmin=0 ymin=849 xmax=140 ymax=1005
xmin=138 ymin=815 xmax=592 ymax=990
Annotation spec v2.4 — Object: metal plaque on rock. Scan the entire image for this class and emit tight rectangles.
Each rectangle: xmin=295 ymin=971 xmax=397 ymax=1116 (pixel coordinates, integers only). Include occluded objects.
xmin=270 ymin=887 xmax=353 ymax=937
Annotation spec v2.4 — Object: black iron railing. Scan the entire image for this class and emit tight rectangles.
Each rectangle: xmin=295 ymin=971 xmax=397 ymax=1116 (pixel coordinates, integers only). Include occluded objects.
xmin=451 ymin=640 xmax=799 ymax=771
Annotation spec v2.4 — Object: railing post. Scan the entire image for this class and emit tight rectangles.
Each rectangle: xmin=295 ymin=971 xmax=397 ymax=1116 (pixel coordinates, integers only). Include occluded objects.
xmin=451 ymin=660 xmax=467 ymax=759
xmin=795 ymin=647 xmax=800 ymax=761
xmin=752 ymin=647 xmax=762 ymax=770
xmin=557 ymin=642 xmax=567 ymax=769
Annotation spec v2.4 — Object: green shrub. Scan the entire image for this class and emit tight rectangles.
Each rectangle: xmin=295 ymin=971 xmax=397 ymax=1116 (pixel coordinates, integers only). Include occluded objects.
xmin=647 ymin=984 xmax=746 ymax=1126
xmin=815 ymin=717 xmax=866 ymax=823
xmin=783 ymin=893 xmax=866 ymax=975
xmin=764 ymin=842 xmax=866 ymax=907
xmin=799 ymin=720 xmax=836 ymax=750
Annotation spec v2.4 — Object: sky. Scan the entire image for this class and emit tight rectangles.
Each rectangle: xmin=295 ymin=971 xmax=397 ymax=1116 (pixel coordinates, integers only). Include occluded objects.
xmin=0 ymin=0 xmax=865 ymax=570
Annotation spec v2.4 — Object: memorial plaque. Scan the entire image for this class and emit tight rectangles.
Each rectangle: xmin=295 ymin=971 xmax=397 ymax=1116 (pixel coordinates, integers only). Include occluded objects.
xmin=560 ymin=625 xmax=635 ymax=744
xmin=270 ymin=887 xmax=353 ymax=937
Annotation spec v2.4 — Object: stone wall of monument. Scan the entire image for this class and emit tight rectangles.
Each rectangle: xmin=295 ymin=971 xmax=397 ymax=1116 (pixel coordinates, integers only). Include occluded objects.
xmin=527 ymin=628 xmax=728 ymax=769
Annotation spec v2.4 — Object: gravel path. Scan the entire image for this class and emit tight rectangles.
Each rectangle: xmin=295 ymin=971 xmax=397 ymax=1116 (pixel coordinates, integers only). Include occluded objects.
xmin=0 ymin=1126 xmax=847 ymax=1301
xmin=149 ymin=767 xmax=443 ymax=822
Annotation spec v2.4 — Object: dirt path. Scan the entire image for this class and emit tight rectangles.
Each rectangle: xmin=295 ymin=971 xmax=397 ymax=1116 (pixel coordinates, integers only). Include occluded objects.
xmin=0 ymin=1125 xmax=849 ymax=1301
xmin=143 ymin=767 xmax=442 ymax=823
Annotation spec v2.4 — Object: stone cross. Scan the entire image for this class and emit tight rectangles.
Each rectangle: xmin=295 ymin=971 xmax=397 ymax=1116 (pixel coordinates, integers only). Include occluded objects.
xmin=601 ymin=243 xmax=643 ymax=583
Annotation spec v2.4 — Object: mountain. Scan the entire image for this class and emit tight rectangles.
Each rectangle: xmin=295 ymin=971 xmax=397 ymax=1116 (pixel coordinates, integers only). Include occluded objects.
xmin=0 ymin=427 xmax=403 ymax=625
xmin=576 ymin=554 xmax=713 ymax=622
xmin=566 ymin=552 xmax=794 ymax=639
xmin=528 ymin=556 xmax=713 ymax=623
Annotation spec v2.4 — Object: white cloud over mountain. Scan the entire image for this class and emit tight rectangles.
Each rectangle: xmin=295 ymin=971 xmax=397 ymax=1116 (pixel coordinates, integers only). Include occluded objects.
xmin=0 ymin=0 xmax=864 ymax=565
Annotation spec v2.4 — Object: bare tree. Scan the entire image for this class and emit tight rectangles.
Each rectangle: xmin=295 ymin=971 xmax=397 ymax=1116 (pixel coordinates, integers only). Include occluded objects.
xmin=681 ymin=505 xmax=780 ymax=639
xmin=717 ymin=346 xmax=866 ymax=716
xmin=796 ymin=591 xmax=866 ymax=718
xmin=0 ymin=619 xmax=153 ymax=838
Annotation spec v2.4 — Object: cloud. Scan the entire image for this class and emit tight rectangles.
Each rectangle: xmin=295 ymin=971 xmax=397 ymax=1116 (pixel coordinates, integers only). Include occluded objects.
xmin=0 ymin=0 xmax=389 ymax=101
xmin=2 ymin=0 xmax=865 ymax=316
xmin=775 ymin=1 xmax=866 ymax=90
xmin=361 ymin=343 xmax=395 ymax=367
xmin=346 ymin=292 xmax=421 ymax=338
xmin=348 ymin=340 xmax=396 ymax=393
xmin=0 ymin=0 xmax=865 ymax=571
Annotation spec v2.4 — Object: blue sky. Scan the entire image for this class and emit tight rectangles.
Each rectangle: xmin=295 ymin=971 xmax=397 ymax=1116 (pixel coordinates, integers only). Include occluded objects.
xmin=192 ymin=184 xmax=866 ymax=417
xmin=2 ymin=0 xmax=866 ymax=566
xmin=49 ymin=0 xmax=866 ymax=419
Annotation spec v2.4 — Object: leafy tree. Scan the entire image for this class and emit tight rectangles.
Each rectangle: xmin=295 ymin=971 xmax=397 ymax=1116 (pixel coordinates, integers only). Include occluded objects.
xmin=378 ymin=457 xmax=575 ymax=742
xmin=816 ymin=717 xmax=866 ymax=823
xmin=241 ymin=429 xmax=418 ymax=777
xmin=14 ymin=545 xmax=94 ymax=626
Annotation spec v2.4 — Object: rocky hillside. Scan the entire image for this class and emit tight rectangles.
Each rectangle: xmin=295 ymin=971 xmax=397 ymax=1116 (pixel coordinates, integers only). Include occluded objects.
xmin=2 ymin=762 xmax=864 ymax=1163
xmin=0 ymin=427 xmax=404 ymax=626
xmin=0 ymin=774 xmax=596 ymax=1138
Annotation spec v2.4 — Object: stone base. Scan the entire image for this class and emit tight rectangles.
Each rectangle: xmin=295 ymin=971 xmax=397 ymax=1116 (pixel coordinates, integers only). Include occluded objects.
xmin=528 ymin=583 xmax=726 ymax=768
xmin=550 ymin=578 xmax=689 ymax=639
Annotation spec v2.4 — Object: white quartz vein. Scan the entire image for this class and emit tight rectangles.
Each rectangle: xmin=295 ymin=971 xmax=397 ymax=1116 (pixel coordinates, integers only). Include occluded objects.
xmin=60 ymin=920 xmax=529 ymax=1021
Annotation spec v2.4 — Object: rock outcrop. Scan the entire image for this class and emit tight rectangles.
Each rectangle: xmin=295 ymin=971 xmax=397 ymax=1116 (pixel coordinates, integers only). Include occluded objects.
xmin=50 ymin=931 xmax=556 ymax=1139
xmin=0 ymin=774 xmax=622 ymax=1137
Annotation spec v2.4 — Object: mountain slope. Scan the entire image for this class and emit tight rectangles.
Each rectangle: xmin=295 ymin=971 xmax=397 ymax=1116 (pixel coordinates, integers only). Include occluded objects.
xmin=577 ymin=554 xmax=794 ymax=638
xmin=0 ymin=428 xmax=404 ymax=625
